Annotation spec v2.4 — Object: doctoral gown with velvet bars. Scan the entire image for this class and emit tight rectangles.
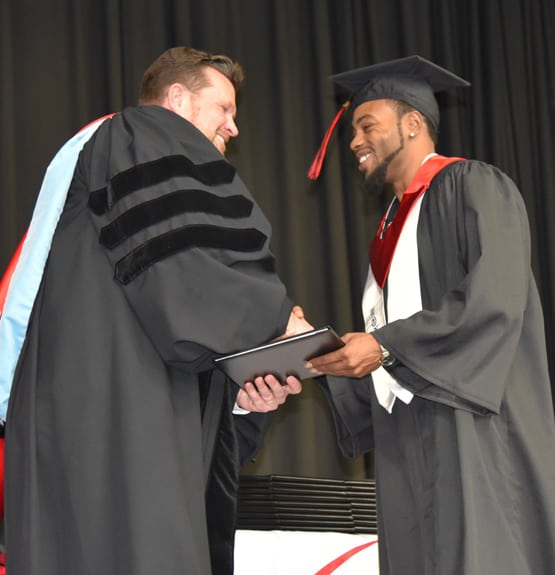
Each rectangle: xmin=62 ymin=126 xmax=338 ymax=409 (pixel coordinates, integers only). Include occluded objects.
xmin=321 ymin=160 xmax=555 ymax=575
xmin=4 ymin=105 xmax=292 ymax=575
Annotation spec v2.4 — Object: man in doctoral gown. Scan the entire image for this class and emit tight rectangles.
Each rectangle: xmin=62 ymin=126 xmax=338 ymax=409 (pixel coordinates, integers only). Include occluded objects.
xmin=2 ymin=47 xmax=312 ymax=575
xmin=307 ymin=56 xmax=555 ymax=574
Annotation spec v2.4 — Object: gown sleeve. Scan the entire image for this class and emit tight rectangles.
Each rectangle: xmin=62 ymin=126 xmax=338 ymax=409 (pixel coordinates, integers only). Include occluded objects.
xmin=80 ymin=111 xmax=292 ymax=374
xmin=316 ymin=375 xmax=375 ymax=458
xmin=373 ymin=161 xmax=534 ymax=414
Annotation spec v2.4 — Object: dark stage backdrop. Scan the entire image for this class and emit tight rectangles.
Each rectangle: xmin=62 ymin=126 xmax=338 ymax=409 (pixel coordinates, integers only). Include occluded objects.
xmin=1 ymin=0 xmax=554 ymax=480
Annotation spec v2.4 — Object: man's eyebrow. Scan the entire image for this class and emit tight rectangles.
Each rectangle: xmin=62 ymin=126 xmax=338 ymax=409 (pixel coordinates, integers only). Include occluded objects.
xmin=353 ymin=113 xmax=378 ymax=126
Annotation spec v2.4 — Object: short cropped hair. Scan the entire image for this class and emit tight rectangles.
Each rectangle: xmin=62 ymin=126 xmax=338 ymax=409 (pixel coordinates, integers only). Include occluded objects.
xmin=138 ymin=46 xmax=245 ymax=105
xmin=389 ymin=99 xmax=438 ymax=145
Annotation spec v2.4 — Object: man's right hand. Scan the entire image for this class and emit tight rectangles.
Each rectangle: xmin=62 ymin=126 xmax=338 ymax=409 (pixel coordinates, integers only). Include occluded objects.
xmin=282 ymin=305 xmax=313 ymax=337
xmin=306 ymin=332 xmax=383 ymax=378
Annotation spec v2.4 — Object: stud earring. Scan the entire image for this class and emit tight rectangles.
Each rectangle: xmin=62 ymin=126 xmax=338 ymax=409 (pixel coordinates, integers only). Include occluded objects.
xmin=409 ymin=132 xmax=415 ymax=138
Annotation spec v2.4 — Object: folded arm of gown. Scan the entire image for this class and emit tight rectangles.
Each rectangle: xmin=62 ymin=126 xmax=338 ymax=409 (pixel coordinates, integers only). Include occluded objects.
xmin=316 ymin=375 xmax=375 ymax=459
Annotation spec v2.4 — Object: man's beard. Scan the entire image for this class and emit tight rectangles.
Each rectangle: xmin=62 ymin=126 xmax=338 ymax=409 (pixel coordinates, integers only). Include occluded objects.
xmin=363 ymin=144 xmax=403 ymax=197
xmin=363 ymin=125 xmax=405 ymax=197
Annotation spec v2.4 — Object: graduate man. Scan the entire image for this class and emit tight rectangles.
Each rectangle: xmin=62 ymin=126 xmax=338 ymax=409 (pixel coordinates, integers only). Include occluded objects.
xmin=2 ymin=46 xmax=312 ymax=575
xmin=307 ymin=56 xmax=555 ymax=574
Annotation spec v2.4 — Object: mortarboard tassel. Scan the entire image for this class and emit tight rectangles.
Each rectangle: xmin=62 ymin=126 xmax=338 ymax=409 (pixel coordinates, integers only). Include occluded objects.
xmin=307 ymin=100 xmax=351 ymax=180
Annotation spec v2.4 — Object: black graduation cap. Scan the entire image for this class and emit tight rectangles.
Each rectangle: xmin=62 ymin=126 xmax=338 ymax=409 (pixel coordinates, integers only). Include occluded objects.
xmin=308 ymin=55 xmax=470 ymax=180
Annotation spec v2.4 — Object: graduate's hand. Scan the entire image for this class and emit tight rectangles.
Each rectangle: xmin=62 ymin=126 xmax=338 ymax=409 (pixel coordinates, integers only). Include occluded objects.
xmin=236 ymin=374 xmax=302 ymax=412
xmin=305 ymin=332 xmax=382 ymax=378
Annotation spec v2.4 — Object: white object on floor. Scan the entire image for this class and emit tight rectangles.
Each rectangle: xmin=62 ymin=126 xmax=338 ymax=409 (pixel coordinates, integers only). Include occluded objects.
xmin=235 ymin=529 xmax=379 ymax=574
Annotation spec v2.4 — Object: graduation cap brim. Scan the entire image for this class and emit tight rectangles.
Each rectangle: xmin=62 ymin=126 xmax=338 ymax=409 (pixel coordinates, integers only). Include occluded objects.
xmin=331 ymin=55 xmax=470 ymax=130
xmin=308 ymin=56 xmax=470 ymax=180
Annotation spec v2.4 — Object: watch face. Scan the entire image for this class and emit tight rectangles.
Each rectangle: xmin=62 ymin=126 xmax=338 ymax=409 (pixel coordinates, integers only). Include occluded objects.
xmin=382 ymin=355 xmax=396 ymax=367
xmin=380 ymin=344 xmax=395 ymax=367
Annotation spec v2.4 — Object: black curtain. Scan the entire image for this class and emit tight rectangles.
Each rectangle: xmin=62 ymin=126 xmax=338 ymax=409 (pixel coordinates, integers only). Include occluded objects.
xmin=1 ymin=0 xmax=554 ymax=480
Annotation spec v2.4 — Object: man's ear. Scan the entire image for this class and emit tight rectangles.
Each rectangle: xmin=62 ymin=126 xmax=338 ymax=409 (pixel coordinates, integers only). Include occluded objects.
xmin=164 ymin=83 xmax=192 ymax=117
xmin=405 ymin=110 xmax=423 ymax=137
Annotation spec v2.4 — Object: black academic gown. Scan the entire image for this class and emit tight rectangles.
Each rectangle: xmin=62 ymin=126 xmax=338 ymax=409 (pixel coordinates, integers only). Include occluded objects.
xmin=5 ymin=106 xmax=292 ymax=575
xmin=322 ymin=160 xmax=555 ymax=575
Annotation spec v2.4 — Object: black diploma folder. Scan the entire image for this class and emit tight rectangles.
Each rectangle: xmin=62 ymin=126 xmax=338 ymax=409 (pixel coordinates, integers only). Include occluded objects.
xmin=214 ymin=326 xmax=344 ymax=387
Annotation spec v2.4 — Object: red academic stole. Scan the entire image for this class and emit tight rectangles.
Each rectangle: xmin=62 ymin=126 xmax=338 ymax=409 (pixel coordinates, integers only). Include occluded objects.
xmin=369 ymin=155 xmax=464 ymax=288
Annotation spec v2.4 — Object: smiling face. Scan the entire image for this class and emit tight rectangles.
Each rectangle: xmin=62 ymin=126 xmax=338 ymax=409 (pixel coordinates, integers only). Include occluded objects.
xmin=168 ymin=66 xmax=239 ymax=155
xmin=350 ymin=99 xmax=406 ymax=184
xmin=186 ymin=67 xmax=239 ymax=154
xmin=349 ymin=99 xmax=436 ymax=198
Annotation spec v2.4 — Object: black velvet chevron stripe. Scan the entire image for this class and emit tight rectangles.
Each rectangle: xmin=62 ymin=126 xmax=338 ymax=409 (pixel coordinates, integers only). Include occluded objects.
xmin=88 ymin=155 xmax=236 ymax=215
xmin=99 ymin=190 xmax=254 ymax=249
xmin=115 ymin=225 xmax=267 ymax=285
xmin=88 ymin=187 xmax=109 ymax=215
xmin=113 ymin=155 xmax=236 ymax=202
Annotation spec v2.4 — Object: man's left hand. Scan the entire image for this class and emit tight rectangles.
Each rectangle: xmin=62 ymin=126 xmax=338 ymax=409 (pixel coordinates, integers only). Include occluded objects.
xmin=236 ymin=374 xmax=302 ymax=412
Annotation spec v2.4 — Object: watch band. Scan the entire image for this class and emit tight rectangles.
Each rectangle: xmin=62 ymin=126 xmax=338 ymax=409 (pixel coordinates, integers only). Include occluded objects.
xmin=379 ymin=344 xmax=396 ymax=367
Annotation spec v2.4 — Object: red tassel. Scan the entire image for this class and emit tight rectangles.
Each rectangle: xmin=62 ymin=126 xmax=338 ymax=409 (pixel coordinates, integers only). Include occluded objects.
xmin=307 ymin=100 xmax=351 ymax=180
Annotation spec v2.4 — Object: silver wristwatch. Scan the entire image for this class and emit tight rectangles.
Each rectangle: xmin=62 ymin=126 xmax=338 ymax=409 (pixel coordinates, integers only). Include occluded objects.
xmin=379 ymin=344 xmax=396 ymax=367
